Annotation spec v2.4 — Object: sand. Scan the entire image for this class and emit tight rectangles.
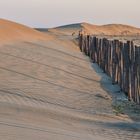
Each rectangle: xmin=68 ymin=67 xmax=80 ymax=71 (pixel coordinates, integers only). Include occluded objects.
xmin=0 ymin=19 xmax=140 ymax=140
xmin=80 ymin=22 xmax=140 ymax=35
xmin=0 ymin=19 xmax=52 ymax=44
xmin=46 ymin=22 xmax=140 ymax=36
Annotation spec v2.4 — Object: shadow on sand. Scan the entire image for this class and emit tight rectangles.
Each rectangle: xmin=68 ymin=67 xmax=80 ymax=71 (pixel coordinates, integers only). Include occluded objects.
xmin=92 ymin=63 xmax=140 ymax=122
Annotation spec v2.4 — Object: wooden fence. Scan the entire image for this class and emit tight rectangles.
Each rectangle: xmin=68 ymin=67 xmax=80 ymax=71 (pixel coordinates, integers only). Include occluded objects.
xmin=79 ymin=34 xmax=140 ymax=104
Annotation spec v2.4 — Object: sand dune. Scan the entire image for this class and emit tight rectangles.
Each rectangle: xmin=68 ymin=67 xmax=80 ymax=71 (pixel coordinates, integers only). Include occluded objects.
xmin=47 ymin=24 xmax=81 ymax=36
xmin=0 ymin=19 xmax=52 ymax=44
xmin=81 ymin=22 xmax=140 ymax=35
xmin=48 ymin=22 xmax=140 ymax=36
xmin=0 ymin=19 xmax=140 ymax=140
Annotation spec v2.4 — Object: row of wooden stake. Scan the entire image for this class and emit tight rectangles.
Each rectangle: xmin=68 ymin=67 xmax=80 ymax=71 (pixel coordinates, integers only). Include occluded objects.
xmin=79 ymin=34 xmax=140 ymax=104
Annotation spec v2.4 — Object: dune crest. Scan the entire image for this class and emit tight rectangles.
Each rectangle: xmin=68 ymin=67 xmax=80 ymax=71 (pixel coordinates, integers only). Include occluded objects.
xmin=81 ymin=22 xmax=140 ymax=35
xmin=0 ymin=19 xmax=51 ymax=44
xmin=48 ymin=22 xmax=140 ymax=36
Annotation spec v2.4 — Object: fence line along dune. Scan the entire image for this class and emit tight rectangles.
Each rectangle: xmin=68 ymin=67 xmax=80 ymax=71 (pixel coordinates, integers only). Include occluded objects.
xmin=0 ymin=19 xmax=140 ymax=140
xmin=79 ymin=34 xmax=140 ymax=104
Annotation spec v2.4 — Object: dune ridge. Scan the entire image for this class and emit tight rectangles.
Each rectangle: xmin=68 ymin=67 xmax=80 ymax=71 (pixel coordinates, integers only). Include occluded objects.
xmin=0 ymin=19 xmax=52 ymax=44
xmin=81 ymin=22 xmax=140 ymax=35
xmin=48 ymin=22 xmax=140 ymax=36
xmin=1 ymin=19 xmax=140 ymax=41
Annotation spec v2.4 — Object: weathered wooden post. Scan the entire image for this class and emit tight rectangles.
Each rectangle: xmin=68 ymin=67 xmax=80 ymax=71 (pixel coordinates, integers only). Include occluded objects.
xmin=119 ymin=41 xmax=124 ymax=91
xmin=112 ymin=40 xmax=117 ymax=84
xmin=80 ymin=33 xmax=83 ymax=51
xmin=135 ymin=46 xmax=140 ymax=103
xmin=129 ymin=41 xmax=135 ymax=102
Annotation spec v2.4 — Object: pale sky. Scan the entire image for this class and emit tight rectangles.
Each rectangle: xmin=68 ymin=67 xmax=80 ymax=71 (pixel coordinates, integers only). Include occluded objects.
xmin=0 ymin=0 xmax=140 ymax=28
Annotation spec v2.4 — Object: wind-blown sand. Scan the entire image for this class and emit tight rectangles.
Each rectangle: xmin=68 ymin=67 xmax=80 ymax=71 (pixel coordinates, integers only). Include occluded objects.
xmin=0 ymin=19 xmax=140 ymax=140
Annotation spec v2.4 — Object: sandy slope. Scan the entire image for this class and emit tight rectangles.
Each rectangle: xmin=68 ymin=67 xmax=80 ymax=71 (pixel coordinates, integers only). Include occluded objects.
xmin=48 ymin=24 xmax=81 ymax=36
xmin=0 ymin=19 xmax=52 ymax=44
xmin=0 ymin=19 xmax=140 ymax=140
